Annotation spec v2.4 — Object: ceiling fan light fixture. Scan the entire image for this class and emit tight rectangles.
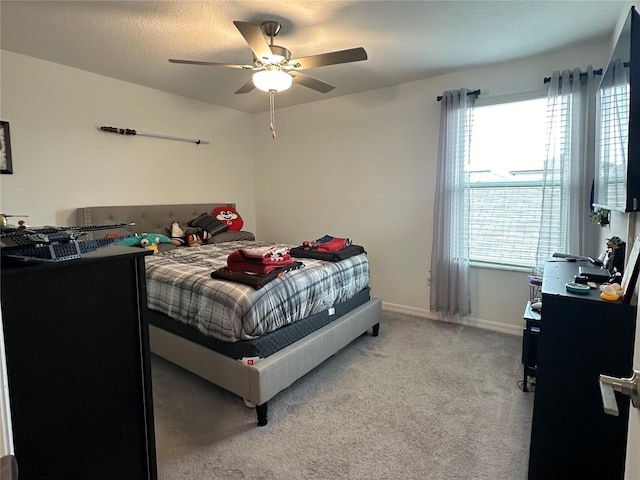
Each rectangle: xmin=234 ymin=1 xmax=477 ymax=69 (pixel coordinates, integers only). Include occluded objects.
xmin=253 ymin=69 xmax=292 ymax=92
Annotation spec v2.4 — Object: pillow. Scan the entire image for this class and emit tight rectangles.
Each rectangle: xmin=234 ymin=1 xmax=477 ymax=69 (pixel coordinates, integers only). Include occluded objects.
xmin=207 ymin=230 xmax=256 ymax=244
xmin=212 ymin=206 xmax=244 ymax=231
xmin=187 ymin=213 xmax=229 ymax=236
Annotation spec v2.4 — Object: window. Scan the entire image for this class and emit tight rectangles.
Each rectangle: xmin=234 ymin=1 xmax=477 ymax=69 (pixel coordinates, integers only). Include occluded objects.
xmin=467 ymin=95 xmax=548 ymax=268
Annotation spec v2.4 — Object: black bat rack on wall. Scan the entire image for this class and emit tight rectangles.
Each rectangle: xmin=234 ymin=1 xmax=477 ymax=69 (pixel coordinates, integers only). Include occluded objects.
xmin=99 ymin=126 xmax=210 ymax=145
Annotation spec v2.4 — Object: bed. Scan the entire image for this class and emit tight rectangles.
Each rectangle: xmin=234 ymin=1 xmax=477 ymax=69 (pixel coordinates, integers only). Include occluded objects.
xmin=76 ymin=203 xmax=382 ymax=426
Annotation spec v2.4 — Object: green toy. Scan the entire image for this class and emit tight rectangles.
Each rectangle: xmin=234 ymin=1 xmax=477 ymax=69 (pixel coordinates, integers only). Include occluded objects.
xmin=117 ymin=233 xmax=172 ymax=253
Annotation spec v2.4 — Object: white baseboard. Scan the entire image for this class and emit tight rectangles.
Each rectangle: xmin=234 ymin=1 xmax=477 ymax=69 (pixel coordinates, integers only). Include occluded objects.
xmin=381 ymin=301 xmax=523 ymax=337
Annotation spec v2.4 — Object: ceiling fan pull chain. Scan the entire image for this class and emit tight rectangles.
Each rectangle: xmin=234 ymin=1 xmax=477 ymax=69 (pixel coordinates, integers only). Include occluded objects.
xmin=269 ymin=90 xmax=276 ymax=138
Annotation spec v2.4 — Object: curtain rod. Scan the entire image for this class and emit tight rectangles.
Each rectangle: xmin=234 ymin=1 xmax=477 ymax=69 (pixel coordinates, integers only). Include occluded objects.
xmin=543 ymin=68 xmax=602 ymax=84
xmin=99 ymin=126 xmax=210 ymax=145
xmin=436 ymin=89 xmax=481 ymax=102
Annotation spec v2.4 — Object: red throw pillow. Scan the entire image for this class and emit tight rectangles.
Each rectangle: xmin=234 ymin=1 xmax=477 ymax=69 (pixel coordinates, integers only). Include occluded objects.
xmin=212 ymin=206 xmax=243 ymax=232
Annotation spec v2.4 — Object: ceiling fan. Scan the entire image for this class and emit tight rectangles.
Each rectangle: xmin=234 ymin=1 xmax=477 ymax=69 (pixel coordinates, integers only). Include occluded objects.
xmin=169 ymin=20 xmax=368 ymax=138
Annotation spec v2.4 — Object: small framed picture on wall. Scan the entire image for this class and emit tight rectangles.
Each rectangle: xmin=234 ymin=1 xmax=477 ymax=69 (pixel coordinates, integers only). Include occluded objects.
xmin=0 ymin=121 xmax=13 ymax=174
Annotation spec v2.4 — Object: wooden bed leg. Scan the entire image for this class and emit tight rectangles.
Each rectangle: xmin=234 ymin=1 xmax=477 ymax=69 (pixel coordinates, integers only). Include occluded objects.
xmin=256 ymin=402 xmax=268 ymax=427
xmin=372 ymin=322 xmax=380 ymax=337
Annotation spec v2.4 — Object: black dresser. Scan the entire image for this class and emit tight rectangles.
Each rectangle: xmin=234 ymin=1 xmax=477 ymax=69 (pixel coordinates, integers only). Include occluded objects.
xmin=0 ymin=246 xmax=157 ymax=480
xmin=528 ymin=259 xmax=636 ymax=480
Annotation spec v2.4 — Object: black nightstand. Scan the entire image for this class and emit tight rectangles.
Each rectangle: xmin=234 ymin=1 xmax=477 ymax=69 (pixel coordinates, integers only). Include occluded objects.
xmin=522 ymin=301 xmax=541 ymax=392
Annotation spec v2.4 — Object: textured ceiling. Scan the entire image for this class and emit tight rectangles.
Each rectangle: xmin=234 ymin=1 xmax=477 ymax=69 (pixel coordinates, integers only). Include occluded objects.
xmin=0 ymin=1 xmax=630 ymax=114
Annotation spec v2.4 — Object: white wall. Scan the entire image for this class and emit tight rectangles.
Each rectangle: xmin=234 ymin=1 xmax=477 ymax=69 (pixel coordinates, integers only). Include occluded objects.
xmin=0 ymin=51 xmax=256 ymax=230
xmin=253 ymin=40 xmax=612 ymax=335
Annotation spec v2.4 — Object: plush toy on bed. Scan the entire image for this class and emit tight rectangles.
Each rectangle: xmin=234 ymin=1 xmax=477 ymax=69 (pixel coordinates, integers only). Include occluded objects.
xmin=168 ymin=220 xmax=213 ymax=247
xmin=117 ymin=233 xmax=172 ymax=254
xmin=212 ymin=206 xmax=243 ymax=231
xmin=169 ymin=221 xmax=186 ymax=246
xmin=185 ymin=227 xmax=213 ymax=247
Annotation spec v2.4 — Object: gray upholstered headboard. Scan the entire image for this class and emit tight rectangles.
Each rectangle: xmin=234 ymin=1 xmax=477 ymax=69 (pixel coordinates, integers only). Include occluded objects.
xmin=76 ymin=203 xmax=234 ymax=239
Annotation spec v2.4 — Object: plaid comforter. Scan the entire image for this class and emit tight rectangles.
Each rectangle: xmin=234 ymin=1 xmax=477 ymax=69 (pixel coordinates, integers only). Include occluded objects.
xmin=144 ymin=241 xmax=370 ymax=343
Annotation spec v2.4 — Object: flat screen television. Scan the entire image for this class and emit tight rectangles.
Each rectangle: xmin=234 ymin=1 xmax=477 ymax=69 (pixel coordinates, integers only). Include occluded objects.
xmin=594 ymin=6 xmax=640 ymax=212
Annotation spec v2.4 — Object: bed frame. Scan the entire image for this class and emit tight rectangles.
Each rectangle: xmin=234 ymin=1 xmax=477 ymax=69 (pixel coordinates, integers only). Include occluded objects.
xmin=76 ymin=204 xmax=382 ymax=426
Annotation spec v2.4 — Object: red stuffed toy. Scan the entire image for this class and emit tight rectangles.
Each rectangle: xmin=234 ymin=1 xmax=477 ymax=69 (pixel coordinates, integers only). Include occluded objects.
xmin=212 ymin=206 xmax=243 ymax=231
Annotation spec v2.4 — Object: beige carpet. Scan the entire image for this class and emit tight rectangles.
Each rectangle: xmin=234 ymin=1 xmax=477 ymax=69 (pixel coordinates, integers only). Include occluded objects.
xmin=151 ymin=311 xmax=534 ymax=479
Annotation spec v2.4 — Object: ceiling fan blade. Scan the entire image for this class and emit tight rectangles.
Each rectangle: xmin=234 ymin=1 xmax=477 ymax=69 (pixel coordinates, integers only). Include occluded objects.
xmin=235 ymin=78 xmax=255 ymax=94
xmin=169 ymin=59 xmax=253 ymax=69
xmin=233 ymin=21 xmax=272 ymax=63
xmin=290 ymin=72 xmax=335 ymax=93
xmin=289 ymin=47 xmax=367 ymax=70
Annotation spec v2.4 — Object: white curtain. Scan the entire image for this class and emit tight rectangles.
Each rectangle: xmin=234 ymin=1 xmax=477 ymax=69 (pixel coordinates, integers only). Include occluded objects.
xmin=430 ymin=90 xmax=475 ymax=317
xmin=535 ymin=67 xmax=599 ymax=273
